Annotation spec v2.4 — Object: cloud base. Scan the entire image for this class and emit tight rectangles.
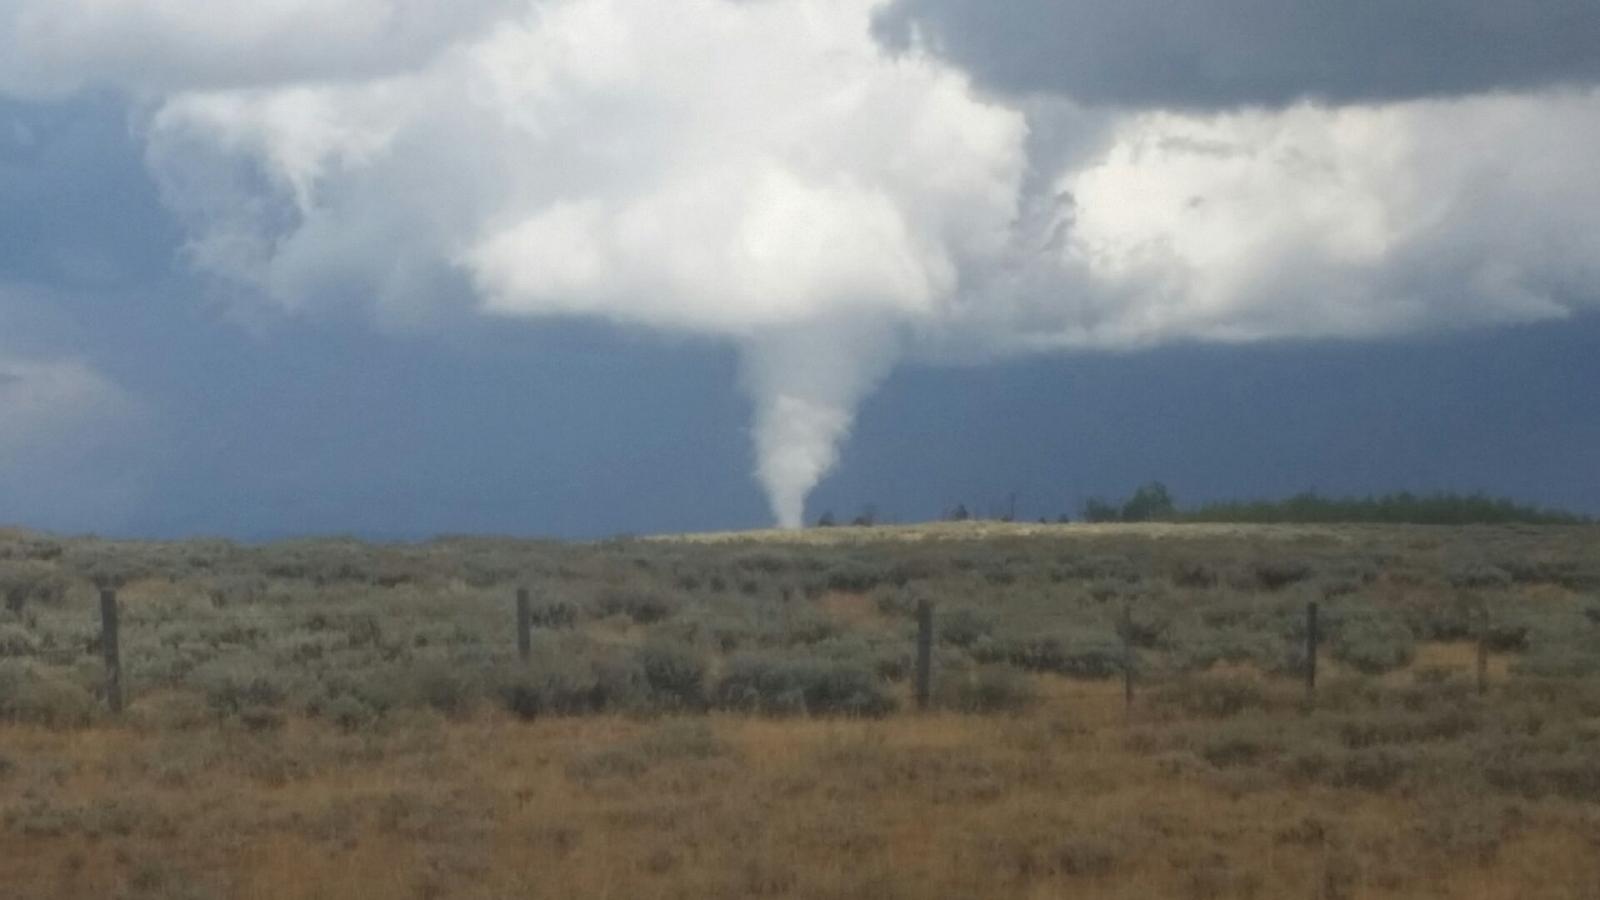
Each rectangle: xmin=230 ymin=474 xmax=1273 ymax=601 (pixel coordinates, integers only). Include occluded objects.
xmin=4 ymin=0 xmax=1597 ymax=527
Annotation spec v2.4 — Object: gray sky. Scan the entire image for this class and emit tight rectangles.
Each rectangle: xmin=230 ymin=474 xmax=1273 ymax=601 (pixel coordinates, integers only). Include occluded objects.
xmin=874 ymin=0 xmax=1600 ymax=106
xmin=1 ymin=1 xmax=1597 ymax=537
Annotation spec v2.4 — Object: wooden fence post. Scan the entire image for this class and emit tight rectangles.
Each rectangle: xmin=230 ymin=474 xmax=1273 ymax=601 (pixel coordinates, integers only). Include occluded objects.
xmin=1477 ymin=607 xmax=1490 ymax=697
xmin=915 ymin=598 xmax=934 ymax=711
xmin=516 ymin=587 xmax=532 ymax=663
xmin=1121 ymin=603 xmax=1136 ymax=716
xmin=1305 ymin=601 xmax=1319 ymax=704
xmin=99 ymin=588 xmax=123 ymax=714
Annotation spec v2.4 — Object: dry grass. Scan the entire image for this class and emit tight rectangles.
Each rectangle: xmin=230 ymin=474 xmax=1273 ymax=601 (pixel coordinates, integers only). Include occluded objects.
xmin=652 ymin=520 xmax=1358 ymax=545
xmin=814 ymin=591 xmax=892 ymax=632
xmin=1407 ymin=641 xmax=1511 ymax=679
xmin=6 ymin=522 xmax=1600 ymax=898
xmin=5 ymin=671 xmax=1600 ymax=900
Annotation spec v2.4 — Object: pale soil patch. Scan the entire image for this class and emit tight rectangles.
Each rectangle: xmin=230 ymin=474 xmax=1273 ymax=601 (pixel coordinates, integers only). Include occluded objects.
xmin=649 ymin=520 xmax=1369 ymax=545
xmin=1410 ymin=641 xmax=1512 ymax=680
xmin=814 ymin=591 xmax=891 ymax=631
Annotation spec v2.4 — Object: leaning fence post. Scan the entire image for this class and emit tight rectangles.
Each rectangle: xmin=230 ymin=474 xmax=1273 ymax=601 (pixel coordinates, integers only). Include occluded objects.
xmin=99 ymin=588 xmax=123 ymax=714
xmin=1305 ymin=601 xmax=1319 ymax=704
xmin=915 ymin=598 xmax=934 ymax=711
xmin=516 ymin=587 xmax=532 ymax=663
xmin=1477 ymin=606 xmax=1490 ymax=697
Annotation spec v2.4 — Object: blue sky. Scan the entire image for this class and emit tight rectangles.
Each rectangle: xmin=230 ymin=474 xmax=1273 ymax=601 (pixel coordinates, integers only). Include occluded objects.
xmin=1 ymin=3 xmax=1597 ymax=538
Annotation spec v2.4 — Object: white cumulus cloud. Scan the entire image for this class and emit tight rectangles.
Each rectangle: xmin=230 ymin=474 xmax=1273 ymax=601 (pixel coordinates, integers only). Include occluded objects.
xmin=3 ymin=0 xmax=1596 ymax=527
xmin=138 ymin=0 xmax=1028 ymax=526
xmin=1000 ymin=91 xmax=1600 ymax=351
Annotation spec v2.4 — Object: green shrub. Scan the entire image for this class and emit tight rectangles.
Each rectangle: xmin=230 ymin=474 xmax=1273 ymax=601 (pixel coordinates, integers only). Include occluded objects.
xmin=1511 ymin=641 xmax=1600 ymax=679
xmin=1170 ymin=561 xmax=1219 ymax=588
xmin=935 ymin=665 xmax=1037 ymax=714
xmin=595 ymin=588 xmax=680 ymax=624
xmin=975 ymin=630 xmax=1124 ymax=679
xmin=635 ymin=640 xmax=706 ymax=710
xmin=0 ymin=661 xmax=97 ymax=726
xmin=1120 ymin=481 xmax=1176 ymax=522
xmin=0 ymin=561 xmax=68 ymax=614
xmin=197 ymin=662 xmax=288 ymax=718
xmin=1332 ymin=616 xmax=1415 ymax=674
xmin=1253 ymin=560 xmax=1314 ymax=591
xmin=1170 ymin=627 xmax=1283 ymax=673
xmin=732 ymin=551 xmax=798 ymax=576
xmin=821 ymin=561 xmax=893 ymax=593
xmin=391 ymin=661 xmax=480 ymax=717
xmin=500 ymin=667 xmax=599 ymax=719
xmin=300 ymin=611 xmax=383 ymax=647
xmin=1118 ymin=604 xmax=1171 ymax=649
xmin=1483 ymin=621 xmax=1530 ymax=652
xmin=1196 ymin=594 xmax=1282 ymax=630
xmin=1061 ymin=555 xmax=1140 ymax=583
xmin=0 ymin=536 xmax=63 ymax=562
xmin=780 ymin=609 xmax=842 ymax=646
xmin=1447 ymin=563 xmax=1512 ymax=590
xmin=497 ymin=651 xmax=645 ymax=719
xmin=318 ymin=695 xmax=380 ymax=730
xmin=1202 ymin=733 xmax=1281 ymax=769
xmin=1335 ymin=708 xmax=1477 ymax=748
xmin=0 ymin=623 xmax=40 ymax=657
xmin=1080 ymin=498 xmax=1120 ymax=523
xmin=1152 ymin=674 xmax=1268 ymax=718
xmin=206 ymin=573 xmax=269 ymax=607
xmin=1401 ymin=595 xmax=1480 ymax=642
xmin=526 ymin=597 xmax=581 ymax=628
xmin=1186 ymin=491 xmax=1587 ymax=526
xmin=872 ymin=588 xmax=919 ymax=618
xmin=1483 ymin=747 xmax=1600 ymax=802
xmin=936 ymin=606 xmax=995 ymax=648
xmin=1498 ymin=558 xmax=1578 ymax=586
xmin=1335 ymin=749 xmax=1407 ymax=790
xmin=714 ymin=653 xmax=895 ymax=717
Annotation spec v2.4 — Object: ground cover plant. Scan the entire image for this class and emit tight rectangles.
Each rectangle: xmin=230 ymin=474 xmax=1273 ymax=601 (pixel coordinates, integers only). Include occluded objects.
xmin=1 ymin=521 xmax=1599 ymax=898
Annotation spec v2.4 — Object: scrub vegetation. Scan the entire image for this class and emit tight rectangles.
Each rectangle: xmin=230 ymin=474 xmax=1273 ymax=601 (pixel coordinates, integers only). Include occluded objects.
xmin=1076 ymin=484 xmax=1590 ymax=526
xmin=2 ymin=521 xmax=1599 ymax=898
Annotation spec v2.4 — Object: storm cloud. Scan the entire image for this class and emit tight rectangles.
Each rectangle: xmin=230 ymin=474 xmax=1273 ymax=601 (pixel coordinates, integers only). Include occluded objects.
xmin=1 ymin=0 xmax=1597 ymax=529
xmin=0 ymin=0 xmax=521 ymax=98
xmin=873 ymin=0 xmax=1600 ymax=108
xmin=0 ymin=344 xmax=155 ymax=529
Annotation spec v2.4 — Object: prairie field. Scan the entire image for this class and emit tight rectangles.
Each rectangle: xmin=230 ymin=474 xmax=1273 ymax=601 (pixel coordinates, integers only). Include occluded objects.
xmin=3 ymin=522 xmax=1600 ymax=899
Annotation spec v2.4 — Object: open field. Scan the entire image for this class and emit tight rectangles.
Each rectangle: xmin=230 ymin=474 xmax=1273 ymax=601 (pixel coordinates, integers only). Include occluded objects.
xmin=3 ymin=522 xmax=1600 ymax=898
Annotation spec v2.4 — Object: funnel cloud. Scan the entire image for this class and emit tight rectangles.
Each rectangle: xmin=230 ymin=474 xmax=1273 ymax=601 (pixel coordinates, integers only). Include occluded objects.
xmin=4 ymin=0 xmax=1598 ymax=527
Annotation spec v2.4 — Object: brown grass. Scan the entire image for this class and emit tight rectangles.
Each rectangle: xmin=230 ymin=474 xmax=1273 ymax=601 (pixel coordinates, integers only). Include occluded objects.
xmin=1408 ymin=641 xmax=1511 ymax=679
xmin=5 ymin=674 xmax=1598 ymax=900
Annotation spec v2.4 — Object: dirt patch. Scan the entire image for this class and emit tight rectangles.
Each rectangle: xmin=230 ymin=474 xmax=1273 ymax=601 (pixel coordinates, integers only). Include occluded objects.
xmin=1408 ymin=641 xmax=1511 ymax=680
xmin=815 ymin=592 xmax=890 ymax=631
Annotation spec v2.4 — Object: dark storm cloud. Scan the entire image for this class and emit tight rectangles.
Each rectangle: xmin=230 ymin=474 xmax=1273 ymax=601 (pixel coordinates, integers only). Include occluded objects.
xmin=0 ymin=94 xmax=180 ymax=288
xmin=873 ymin=0 xmax=1600 ymax=107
